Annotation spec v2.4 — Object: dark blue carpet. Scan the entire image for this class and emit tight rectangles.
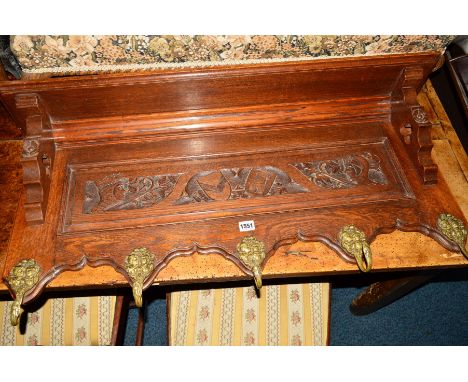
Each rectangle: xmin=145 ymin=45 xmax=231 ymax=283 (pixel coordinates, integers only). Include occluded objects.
xmin=330 ymin=274 xmax=468 ymax=345
xmin=124 ymin=270 xmax=468 ymax=345
xmin=124 ymin=298 xmax=167 ymax=346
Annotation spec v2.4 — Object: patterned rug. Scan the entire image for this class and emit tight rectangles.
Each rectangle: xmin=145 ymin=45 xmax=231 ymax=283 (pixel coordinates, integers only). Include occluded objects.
xmin=10 ymin=35 xmax=454 ymax=77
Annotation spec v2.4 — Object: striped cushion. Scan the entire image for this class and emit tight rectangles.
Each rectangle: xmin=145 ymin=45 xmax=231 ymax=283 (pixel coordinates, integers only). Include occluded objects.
xmin=169 ymin=283 xmax=330 ymax=346
xmin=0 ymin=296 xmax=116 ymax=346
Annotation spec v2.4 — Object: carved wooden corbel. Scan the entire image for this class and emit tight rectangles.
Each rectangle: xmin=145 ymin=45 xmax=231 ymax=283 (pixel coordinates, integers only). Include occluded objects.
xmin=15 ymin=94 xmax=55 ymax=224
xmin=391 ymin=67 xmax=438 ymax=185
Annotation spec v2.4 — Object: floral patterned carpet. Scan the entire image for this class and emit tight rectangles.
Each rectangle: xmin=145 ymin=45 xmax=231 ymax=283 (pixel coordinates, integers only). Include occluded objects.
xmin=11 ymin=35 xmax=454 ymax=76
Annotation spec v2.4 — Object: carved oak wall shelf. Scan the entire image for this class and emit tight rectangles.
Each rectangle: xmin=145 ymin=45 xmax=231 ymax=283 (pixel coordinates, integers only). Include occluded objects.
xmin=1 ymin=53 xmax=467 ymax=324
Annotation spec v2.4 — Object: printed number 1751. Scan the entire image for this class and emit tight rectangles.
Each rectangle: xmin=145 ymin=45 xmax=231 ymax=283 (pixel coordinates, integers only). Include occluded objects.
xmin=239 ymin=220 xmax=255 ymax=232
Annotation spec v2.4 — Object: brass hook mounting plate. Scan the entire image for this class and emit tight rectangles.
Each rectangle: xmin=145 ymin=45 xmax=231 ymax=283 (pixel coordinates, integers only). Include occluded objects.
xmin=7 ymin=259 xmax=41 ymax=326
xmin=237 ymin=236 xmax=266 ymax=290
xmin=437 ymin=213 xmax=468 ymax=260
xmin=124 ymin=248 xmax=155 ymax=307
xmin=338 ymin=225 xmax=373 ymax=272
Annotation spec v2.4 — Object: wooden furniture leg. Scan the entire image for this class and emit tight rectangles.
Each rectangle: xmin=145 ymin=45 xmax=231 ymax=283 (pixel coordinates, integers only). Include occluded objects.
xmin=349 ymin=271 xmax=441 ymax=316
xmin=111 ymin=295 xmax=130 ymax=345
xmin=166 ymin=292 xmax=171 ymax=346
xmin=111 ymin=294 xmax=145 ymax=345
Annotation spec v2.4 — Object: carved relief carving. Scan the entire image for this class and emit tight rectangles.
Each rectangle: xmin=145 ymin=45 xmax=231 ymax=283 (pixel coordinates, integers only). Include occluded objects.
xmin=175 ymin=166 xmax=308 ymax=205
xmin=22 ymin=139 xmax=39 ymax=157
xmin=83 ymin=173 xmax=182 ymax=213
xmin=292 ymin=152 xmax=387 ymax=189
xmin=411 ymin=106 xmax=429 ymax=124
xmin=82 ymin=155 xmax=389 ymax=213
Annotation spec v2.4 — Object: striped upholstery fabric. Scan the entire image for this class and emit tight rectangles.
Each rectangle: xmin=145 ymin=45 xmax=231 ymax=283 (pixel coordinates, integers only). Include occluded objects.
xmin=170 ymin=283 xmax=330 ymax=346
xmin=0 ymin=296 xmax=116 ymax=346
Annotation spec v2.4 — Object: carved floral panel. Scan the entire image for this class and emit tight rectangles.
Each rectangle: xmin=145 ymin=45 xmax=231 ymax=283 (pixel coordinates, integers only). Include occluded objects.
xmin=81 ymin=153 xmax=390 ymax=214
xmin=175 ymin=166 xmax=308 ymax=205
xmin=292 ymin=152 xmax=388 ymax=189
xmin=83 ymin=173 xmax=182 ymax=213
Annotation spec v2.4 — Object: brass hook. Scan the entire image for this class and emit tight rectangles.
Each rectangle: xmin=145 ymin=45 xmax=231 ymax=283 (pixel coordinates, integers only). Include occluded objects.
xmin=339 ymin=225 xmax=373 ymax=273
xmin=252 ymin=266 xmax=262 ymax=289
xmin=124 ymin=248 xmax=155 ymax=308
xmin=7 ymin=259 xmax=41 ymax=326
xmin=354 ymin=240 xmax=373 ymax=272
xmin=237 ymin=236 xmax=266 ymax=291
xmin=437 ymin=213 xmax=468 ymax=260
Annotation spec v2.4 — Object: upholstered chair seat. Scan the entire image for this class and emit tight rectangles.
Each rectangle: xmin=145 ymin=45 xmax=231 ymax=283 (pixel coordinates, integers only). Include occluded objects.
xmin=169 ymin=283 xmax=330 ymax=346
xmin=0 ymin=296 xmax=117 ymax=345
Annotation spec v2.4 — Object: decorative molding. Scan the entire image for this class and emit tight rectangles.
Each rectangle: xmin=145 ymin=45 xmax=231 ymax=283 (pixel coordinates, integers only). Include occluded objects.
xmin=14 ymin=214 xmax=467 ymax=306
xmin=175 ymin=166 xmax=308 ymax=205
xmin=292 ymin=152 xmax=387 ymax=189
xmin=83 ymin=173 xmax=182 ymax=213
